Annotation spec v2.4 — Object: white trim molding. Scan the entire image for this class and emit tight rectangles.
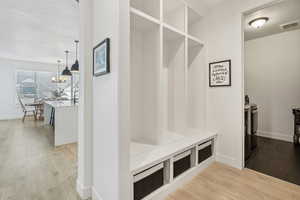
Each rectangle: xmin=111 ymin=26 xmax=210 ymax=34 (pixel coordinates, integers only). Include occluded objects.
xmin=257 ymin=130 xmax=293 ymax=143
xmin=76 ymin=180 xmax=92 ymax=200
xmin=92 ymin=187 xmax=103 ymax=200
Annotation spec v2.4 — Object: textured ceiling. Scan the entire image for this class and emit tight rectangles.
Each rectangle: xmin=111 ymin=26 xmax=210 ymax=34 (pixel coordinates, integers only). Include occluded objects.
xmin=185 ymin=0 xmax=225 ymax=14
xmin=200 ymin=0 xmax=226 ymax=9
xmin=245 ymin=0 xmax=300 ymax=41
xmin=0 ymin=0 xmax=226 ymax=64
xmin=0 ymin=0 xmax=79 ymax=64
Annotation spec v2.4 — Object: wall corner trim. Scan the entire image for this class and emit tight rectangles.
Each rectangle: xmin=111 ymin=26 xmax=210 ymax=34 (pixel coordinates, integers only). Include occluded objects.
xmin=76 ymin=179 xmax=92 ymax=200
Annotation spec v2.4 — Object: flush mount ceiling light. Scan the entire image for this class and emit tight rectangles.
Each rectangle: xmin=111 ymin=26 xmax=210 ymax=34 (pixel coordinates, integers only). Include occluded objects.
xmin=249 ymin=17 xmax=269 ymax=28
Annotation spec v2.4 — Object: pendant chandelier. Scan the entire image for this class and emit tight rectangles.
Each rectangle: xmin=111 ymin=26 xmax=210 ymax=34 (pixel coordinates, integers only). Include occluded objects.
xmin=51 ymin=60 xmax=59 ymax=83
xmin=62 ymin=50 xmax=72 ymax=76
xmin=71 ymin=40 xmax=79 ymax=72
xmin=52 ymin=60 xmax=67 ymax=83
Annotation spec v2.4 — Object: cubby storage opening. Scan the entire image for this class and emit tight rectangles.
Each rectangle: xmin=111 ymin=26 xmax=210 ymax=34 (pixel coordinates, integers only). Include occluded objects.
xmin=163 ymin=27 xmax=186 ymax=137
xmin=198 ymin=140 xmax=213 ymax=164
xmin=173 ymin=150 xmax=192 ymax=178
xmin=130 ymin=12 xmax=160 ymax=145
xmin=163 ymin=0 xmax=185 ymax=32
xmin=130 ymin=0 xmax=160 ymax=20
xmin=133 ymin=163 xmax=165 ymax=200
xmin=188 ymin=7 xmax=203 ymax=40
xmin=187 ymin=38 xmax=206 ymax=130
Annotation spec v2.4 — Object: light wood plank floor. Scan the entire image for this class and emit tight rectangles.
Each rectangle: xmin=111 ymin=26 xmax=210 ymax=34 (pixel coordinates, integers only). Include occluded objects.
xmin=3 ymin=120 xmax=300 ymax=200
xmin=166 ymin=162 xmax=300 ymax=200
xmin=0 ymin=119 xmax=81 ymax=200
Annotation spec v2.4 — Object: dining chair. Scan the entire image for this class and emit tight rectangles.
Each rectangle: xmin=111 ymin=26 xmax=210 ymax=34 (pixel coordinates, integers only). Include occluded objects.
xmin=17 ymin=95 xmax=37 ymax=122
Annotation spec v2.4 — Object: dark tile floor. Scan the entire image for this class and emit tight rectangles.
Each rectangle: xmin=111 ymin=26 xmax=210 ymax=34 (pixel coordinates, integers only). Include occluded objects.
xmin=246 ymin=136 xmax=300 ymax=185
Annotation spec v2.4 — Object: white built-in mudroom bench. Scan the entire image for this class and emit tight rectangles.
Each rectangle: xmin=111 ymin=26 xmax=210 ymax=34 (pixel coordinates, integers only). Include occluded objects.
xmin=129 ymin=0 xmax=216 ymax=199
xmin=130 ymin=131 xmax=216 ymax=200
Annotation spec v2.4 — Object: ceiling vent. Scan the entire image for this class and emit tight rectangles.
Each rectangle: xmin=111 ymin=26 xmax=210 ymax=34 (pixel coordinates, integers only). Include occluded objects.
xmin=280 ymin=21 xmax=299 ymax=30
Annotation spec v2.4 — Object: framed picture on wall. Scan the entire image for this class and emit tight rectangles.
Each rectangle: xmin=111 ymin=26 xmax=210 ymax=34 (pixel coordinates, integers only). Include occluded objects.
xmin=209 ymin=60 xmax=231 ymax=87
xmin=93 ymin=38 xmax=110 ymax=77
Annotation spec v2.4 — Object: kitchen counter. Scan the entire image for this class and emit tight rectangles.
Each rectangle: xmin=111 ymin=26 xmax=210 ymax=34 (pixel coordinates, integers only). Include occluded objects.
xmin=44 ymin=100 xmax=78 ymax=146
xmin=45 ymin=100 xmax=78 ymax=108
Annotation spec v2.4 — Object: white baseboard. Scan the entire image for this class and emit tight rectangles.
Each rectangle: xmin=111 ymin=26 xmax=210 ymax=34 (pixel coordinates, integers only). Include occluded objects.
xmin=92 ymin=187 xmax=103 ymax=200
xmin=76 ymin=180 xmax=92 ymax=200
xmin=216 ymin=153 xmax=241 ymax=169
xmin=257 ymin=130 xmax=293 ymax=143
xmin=0 ymin=114 xmax=22 ymax=121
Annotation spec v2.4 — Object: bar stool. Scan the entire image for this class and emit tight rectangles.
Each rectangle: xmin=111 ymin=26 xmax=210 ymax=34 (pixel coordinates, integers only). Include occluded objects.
xmin=50 ymin=107 xmax=55 ymax=128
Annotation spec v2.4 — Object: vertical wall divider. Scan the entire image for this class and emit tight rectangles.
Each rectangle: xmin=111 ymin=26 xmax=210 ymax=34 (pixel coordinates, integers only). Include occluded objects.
xmin=195 ymin=143 xmax=200 ymax=165
xmin=157 ymin=24 xmax=163 ymax=140
xmin=163 ymin=159 xmax=171 ymax=184
xmin=130 ymin=174 xmax=134 ymax=199
xmin=212 ymin=139 xmax=216 ymax=157
xmin=169 ymin=157 xmax=174 ymax=182
xmin=191 ymin=146 xmax=197 ymax=167
xmin=158 ymin=0 xmax=164 ymax=137
xmin=184 ymin=4 xmax=189 ymax=132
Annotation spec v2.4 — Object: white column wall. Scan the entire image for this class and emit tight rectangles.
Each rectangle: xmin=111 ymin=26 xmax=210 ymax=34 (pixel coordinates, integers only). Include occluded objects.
xmin=77 ymin=0 xmax=93 ymax=199
xmin=83 ymin=0 xmax=130 ymax=200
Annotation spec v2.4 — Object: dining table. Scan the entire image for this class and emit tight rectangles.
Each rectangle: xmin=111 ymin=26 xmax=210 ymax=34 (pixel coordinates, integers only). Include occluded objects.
xmin=25 ymin=102 xmax=44 ymax=120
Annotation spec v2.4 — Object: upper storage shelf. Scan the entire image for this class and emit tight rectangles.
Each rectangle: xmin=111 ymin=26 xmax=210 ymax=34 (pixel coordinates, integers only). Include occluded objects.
xmin=188 ymin=36 xmax=204 ymax=50
xmin=188 ymin=7 xmax=203 ymax=40
xmin=163 ymin=25 xmax=185 ymax=42
xmin=131 ymin=8 xmax=160 ymax=32
xmin=131 ymin=0 xmax=160 ymax=20
xmin=163 ymin=0 xmax=185 ymax=32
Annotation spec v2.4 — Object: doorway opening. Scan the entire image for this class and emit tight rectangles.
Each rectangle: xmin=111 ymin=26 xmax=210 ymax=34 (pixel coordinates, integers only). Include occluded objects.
xmin=243 ymin=0 xmax=300 ymax=185
xmin=0 ymin=0 xmax=81 ymax=199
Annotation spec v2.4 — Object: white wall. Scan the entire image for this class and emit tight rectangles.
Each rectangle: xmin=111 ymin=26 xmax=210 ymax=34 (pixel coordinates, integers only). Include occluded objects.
xmin=90 ymin=0 xmax=130 ymax=200
xmin=0 ymin=57 xmax=56 ymax=120
xmin=201 ymin=0 xmax=277 ymax=169
xmin=245 ymin=29 xmax=300 ymax=142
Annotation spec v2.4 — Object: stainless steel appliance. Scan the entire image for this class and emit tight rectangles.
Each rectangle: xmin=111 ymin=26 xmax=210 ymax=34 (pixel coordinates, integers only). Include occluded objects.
xmin=293 ymin=108 xmax=300 ymax=145
xmin=251 ymin=104 xmax=258 ymax=150
xmin=244 ymin=107 xmax=252 ymax=160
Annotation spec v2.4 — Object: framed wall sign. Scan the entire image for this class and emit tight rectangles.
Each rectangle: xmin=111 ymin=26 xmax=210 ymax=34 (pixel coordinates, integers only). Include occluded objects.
xmin=93 ymin=38 xmax=110 ymax=76
xmin=209 ymin=60 xmax=231 ymax=87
